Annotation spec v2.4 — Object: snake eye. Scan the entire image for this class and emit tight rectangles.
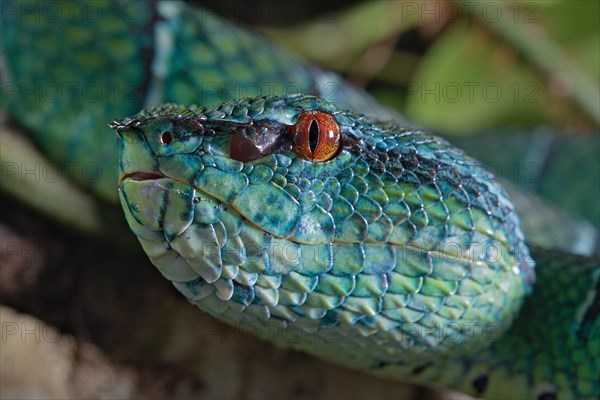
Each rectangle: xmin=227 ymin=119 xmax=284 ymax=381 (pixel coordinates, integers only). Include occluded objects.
xmin=161 ymin=131 xmax=173 ymax=145
xmin=291 ymin=110 xmax=341 ymax=162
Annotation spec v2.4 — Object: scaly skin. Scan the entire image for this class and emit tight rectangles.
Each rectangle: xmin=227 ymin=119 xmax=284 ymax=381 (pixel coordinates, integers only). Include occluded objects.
xmin=111 ymin=96 xmax=598 ymax=399
xmin=2 ymin=1 xmax=598 ymax=398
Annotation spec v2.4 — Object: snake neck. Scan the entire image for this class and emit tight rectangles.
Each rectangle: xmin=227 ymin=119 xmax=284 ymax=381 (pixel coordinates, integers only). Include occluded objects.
xmin=373 ymin=250 xmax=599 ymax=399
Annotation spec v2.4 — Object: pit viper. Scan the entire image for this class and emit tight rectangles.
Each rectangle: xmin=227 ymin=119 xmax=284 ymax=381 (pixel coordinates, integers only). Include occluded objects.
xmin=1 ymin=1 xmax=598 ymax=399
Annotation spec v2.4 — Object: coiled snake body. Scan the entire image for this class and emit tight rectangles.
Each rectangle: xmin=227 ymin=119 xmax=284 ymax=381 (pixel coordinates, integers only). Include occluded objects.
xmin=2 ymin=1 xmax=598 ymax=399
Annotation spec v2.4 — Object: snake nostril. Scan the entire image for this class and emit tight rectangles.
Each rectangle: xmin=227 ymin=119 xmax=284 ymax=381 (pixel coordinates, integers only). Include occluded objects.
xmin=161 ymin=131 xmax=173 ymax=144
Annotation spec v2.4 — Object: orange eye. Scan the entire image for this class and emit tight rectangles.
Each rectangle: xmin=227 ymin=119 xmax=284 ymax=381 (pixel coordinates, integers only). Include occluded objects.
xmin=291 ymin=110 xmax=341 ymax=162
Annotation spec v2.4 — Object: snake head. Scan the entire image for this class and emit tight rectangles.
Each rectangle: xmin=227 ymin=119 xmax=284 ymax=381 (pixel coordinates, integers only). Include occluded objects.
xmin=110 ymin=94 xmax=534 ymax=366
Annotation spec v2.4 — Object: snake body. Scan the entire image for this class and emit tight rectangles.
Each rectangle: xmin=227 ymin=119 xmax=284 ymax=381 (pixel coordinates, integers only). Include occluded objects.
xmin=111 ymin=96 xmax=598 ymax=399
xmin=2 ymin=1 xmax=598 ymax=399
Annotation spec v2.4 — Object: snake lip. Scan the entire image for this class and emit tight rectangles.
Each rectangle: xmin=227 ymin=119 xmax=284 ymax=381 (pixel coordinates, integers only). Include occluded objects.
xmin=119 ymin=171 xmax=166 ymax=184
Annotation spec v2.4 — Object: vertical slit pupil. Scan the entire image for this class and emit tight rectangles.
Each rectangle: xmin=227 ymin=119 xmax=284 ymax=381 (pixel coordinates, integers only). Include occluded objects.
xmin=308 ymin=119 xmax=319 ymax=153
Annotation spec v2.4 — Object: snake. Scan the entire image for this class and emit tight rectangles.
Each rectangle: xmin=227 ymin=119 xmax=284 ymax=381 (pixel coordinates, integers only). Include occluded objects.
xmin=2 ymin=1 xmax=598 ymax=399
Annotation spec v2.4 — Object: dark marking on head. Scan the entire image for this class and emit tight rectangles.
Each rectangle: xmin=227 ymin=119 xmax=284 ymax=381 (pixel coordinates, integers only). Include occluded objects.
xmin=230 ymin=133 xmax=263 ymax=162
xmin=537 ymin=392 xmax=557 ymax=400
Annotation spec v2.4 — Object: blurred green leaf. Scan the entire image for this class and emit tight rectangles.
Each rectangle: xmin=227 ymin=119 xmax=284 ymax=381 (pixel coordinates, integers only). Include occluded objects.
xmin=258 ymin=1 xmax=422 ymax=72
xmin=404 ymin=21 xmax=551 ymax=133
xmin=404 ymin=0 xmax=599 ymax=133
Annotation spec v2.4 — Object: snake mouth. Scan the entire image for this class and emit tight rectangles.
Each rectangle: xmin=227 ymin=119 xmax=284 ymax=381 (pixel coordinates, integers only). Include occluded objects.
xmin=119 ymin=171 xmax=166 ymax=185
